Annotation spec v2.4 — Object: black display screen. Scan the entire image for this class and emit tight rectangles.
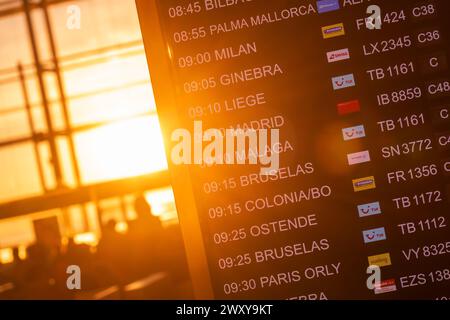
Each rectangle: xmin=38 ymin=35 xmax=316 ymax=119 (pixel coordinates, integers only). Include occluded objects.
xmin=137 ymin=0 xmax=450 ymax=299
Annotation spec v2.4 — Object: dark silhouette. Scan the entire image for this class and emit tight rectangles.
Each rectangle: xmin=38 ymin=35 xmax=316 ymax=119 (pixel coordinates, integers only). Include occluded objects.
xmin=127 ymin=194 xmax=166 ymax=278
xmin=0 ymin=194 xmax=193 ymax=299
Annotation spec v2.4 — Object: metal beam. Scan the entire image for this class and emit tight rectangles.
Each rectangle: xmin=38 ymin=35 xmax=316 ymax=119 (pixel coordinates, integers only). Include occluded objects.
xmin=0 ymin=171 xmax=171 ymax=220
xmin=18 ymin=63 xmax=47 ymax=192
xmin=0 ymin=110 xmax=155 ymax=148
xmin=23 ymin=0 xmax=63 ymax=187
xmin=0 ymin=0 xmax=81 ymax=18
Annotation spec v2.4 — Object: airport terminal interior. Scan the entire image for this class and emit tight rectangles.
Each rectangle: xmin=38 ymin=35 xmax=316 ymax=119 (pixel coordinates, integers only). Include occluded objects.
xmin=0 ymin=0 xmax=192 ymax=299
xmin=0 ymin=0 xmax=449 ymax=301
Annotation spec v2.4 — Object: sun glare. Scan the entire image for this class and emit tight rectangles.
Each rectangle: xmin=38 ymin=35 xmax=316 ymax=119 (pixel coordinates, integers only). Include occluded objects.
xmin=0 ymin=248 xmax=13 ymax=264
xmin=75 ymin=115 xmax=168 ymax=184
xmin=73 ymin=232 xmax=98 ymax=246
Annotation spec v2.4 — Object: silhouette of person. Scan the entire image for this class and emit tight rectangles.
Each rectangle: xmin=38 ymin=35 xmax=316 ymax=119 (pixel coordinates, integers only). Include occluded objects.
xmin=97 ymin=219 xmax=130 ymax=286
xmin=127 ymin=194 xmax=166 ymax=279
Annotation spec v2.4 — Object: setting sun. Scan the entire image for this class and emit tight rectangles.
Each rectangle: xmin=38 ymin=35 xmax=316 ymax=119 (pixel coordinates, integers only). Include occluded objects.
xmin=75 ymin=116 xmax=168 ymax=184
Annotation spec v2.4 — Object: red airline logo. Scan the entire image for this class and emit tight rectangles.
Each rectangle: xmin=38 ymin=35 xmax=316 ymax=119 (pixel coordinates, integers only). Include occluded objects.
xmin=337 ymin=100 xmax=360 ymax=115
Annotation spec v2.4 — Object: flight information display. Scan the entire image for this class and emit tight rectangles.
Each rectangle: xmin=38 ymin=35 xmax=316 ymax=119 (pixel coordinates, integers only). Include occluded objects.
xmin=136 ymin=0 xmax=450 ymax=299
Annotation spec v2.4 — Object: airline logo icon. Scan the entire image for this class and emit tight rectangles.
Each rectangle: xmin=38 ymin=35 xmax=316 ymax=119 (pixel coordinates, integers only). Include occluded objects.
xmin=353 ymin=176 xmax=376 ymax=192
xmin=317 ymin=0 xmax=340 ymax=14
xmin=363 ymin=227 xmax=387 ymax=244
xmin=332 ymin=73 xmax=356 ymax=90
xmin=368 ymin=253 xmax=392 ymax=268
xmin=327 ymin=48 xmax=350 ymax=63
xmin=347 ymin=150 xmax=371 ymax=165
xmin=342 ymin=125 xmax=366 ymax=141
xmin=338 ymin=100 xmax=360 ymax=115
xmin=358 ymin=201 xmax=382 ymax=218
xmin=322 ymin=23 xmax=345 ymax=39
xmin=374 ymin=279 xmax=397 ymax=294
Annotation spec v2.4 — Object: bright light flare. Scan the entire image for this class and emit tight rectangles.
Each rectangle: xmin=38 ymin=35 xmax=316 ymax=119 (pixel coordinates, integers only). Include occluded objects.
xmin=75 ymin=115 xmax=168 ymax=184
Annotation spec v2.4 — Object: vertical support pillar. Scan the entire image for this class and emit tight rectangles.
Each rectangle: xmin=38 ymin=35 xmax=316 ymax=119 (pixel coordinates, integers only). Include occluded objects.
xmin=23 ymin=0 xmax=63 ymax=188
xmin=17 ymin=63 xmax=47 ymax=193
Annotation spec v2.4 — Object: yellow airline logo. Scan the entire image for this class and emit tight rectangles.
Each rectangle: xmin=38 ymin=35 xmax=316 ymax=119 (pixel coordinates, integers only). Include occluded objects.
xmin=368 ymin=253 xmax=392 ymax=267
xmin=352 ymin=176 xmax=376 ymax=192
xmin=322 ymin=23 xmax=345 ymax=39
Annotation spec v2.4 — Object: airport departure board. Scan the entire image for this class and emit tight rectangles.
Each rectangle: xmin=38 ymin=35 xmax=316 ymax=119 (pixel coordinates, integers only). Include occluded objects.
xmin=136 ymin=0 xmax=450 ymax=299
